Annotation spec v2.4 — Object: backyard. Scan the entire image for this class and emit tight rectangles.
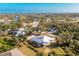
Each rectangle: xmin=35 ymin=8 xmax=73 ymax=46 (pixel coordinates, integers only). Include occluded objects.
xmin=17 ymin=42 xmax=51 ymax=56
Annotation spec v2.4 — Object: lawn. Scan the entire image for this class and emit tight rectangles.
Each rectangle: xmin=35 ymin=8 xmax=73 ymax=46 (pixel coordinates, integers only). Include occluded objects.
xmin=18 ymin=44 xmax=36 ymax=56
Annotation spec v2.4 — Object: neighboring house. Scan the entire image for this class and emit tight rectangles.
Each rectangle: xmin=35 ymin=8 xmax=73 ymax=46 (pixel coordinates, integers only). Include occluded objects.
xmin=28 ymin=34 xmax=56 ymax=46
xmin=45 ymin=18 xmax=51 ymax=22
xmin=15 ymin=28 xmax=25 ymax=36
xmin=75 ymin=17 xmax=79 ymax=20
xmin=0 ymin=17 xmax=12 ymax=24
xmin=70 ymin=17 xmax=79 ymax=21
xmin=47 ymin=27 xmax=58 ymax=34
xmin=8 ymin=29 xmax=17 ymax=35
xmin=21 ymin=22 xmax=28 ymax=28
xmin=0 ymin=48 xmax=24 ymax=56
xmin=8 ymin=28 xmax=26 ymax=37
xmin=32 ymin=20 xmax=39 ymax=28
xmin=13 ymin=15 xmax=20 ymax=22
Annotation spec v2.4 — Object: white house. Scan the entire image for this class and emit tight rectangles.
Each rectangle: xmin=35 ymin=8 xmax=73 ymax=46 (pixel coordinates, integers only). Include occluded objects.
xmin=28 ymin=35 xmax=56 ymax=46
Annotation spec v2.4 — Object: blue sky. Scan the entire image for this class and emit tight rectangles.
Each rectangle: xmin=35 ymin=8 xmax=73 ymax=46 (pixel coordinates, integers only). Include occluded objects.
xmin=0 ymin=3 xmax=79 ymax=13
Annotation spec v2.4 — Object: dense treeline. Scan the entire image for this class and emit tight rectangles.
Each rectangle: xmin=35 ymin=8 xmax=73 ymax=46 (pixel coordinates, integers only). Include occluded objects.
xmin=48 ymin=20 xmax=79 ymax=56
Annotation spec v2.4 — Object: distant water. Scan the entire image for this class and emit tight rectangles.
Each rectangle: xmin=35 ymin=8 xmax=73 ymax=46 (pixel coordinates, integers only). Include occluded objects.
xmin=0 ymin=3 xmax=51 ymax=14
xmin=0 ymin=3 xmax=79 ymax=14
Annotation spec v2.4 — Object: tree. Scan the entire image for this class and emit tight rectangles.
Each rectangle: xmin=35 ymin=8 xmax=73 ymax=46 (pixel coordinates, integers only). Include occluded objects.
xmin=0 ymin=42 xmax=2 ymax=48
xmin=51 ymin=47 xmax=66 ymax=56
xmin=64 ymin=47 xmax=75 ymax=56
xmin=0 ymin=37 xmax=15 ymax=53
xmin=59 ymin=31 xmax=74 ymax=46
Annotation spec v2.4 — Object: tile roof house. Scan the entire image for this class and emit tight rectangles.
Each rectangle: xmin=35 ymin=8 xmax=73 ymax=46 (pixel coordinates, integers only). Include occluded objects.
xmin=45 ymin=18 xmax=52 ymax=22
xmin=21 ymin=22 xmax=28 ymax=27
xmin=0 ymin=17 xmax=12 ymax=24
xmin=0 ymin=48 xmax=24 ymax=56
xmin=32 ymin=20 xmax=39 ymax=28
